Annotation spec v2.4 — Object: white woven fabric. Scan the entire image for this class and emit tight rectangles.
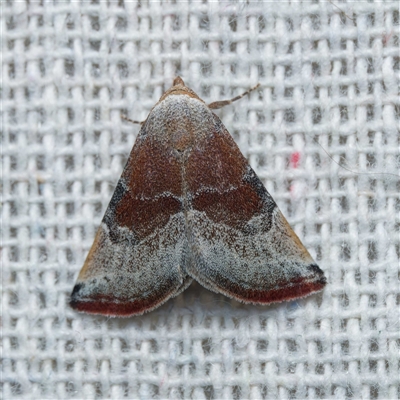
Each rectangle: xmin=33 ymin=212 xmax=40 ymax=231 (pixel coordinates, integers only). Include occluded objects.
xmin=2 ymin=1 xmax=399 ymax=399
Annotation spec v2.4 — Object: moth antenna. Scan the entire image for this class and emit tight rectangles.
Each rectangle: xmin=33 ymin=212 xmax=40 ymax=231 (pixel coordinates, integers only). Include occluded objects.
xmin=208 ymin=83 xmax=260 ymax=110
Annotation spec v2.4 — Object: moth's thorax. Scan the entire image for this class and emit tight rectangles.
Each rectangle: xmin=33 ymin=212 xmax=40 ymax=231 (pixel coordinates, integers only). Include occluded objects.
xmin=146 ymin=94 xmax=214 ymax=154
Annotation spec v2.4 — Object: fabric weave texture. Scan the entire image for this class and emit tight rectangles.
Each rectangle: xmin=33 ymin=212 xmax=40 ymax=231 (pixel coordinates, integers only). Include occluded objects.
xmin=2 ymin=1 xmax=399 ymax=399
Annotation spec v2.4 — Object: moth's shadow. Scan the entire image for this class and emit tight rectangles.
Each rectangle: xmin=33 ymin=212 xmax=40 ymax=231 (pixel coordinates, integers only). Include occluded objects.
xmin=94 ymin=281 xmax=289 ymax=332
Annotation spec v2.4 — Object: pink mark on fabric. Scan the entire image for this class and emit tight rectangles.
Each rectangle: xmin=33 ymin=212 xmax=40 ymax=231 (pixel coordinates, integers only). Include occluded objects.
xmin=290 ymin=151 xmax=301 ymax=169
xmin=383 ymin=31 xmax=393 ymax=46
xmin=289 ymin=151 xmax=302 ymax=199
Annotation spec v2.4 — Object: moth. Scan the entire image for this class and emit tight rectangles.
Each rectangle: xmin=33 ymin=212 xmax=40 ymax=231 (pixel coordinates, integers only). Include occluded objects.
xmin=70 ymin=77 xmax=326 ymax=316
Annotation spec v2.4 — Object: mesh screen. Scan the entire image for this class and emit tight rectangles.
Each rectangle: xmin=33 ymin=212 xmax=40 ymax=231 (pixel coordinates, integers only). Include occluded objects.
xmin=2 ymin=1 xmax=399 ymax=399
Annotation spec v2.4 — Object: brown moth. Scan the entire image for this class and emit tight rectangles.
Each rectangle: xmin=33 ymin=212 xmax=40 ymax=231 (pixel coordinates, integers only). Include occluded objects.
xmin=70 ymin=77 xmax=326 ymax=317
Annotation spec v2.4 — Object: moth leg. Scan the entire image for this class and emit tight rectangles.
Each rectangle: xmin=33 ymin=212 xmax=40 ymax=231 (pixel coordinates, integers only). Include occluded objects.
xmin=121 ymin=114 xmax=145 ymax=125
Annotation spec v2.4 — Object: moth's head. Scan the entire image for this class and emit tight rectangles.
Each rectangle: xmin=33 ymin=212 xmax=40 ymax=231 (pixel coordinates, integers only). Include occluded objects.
xmin=172 ymin=76 xmax=185 ymax=86
xmin=158 ymin=76 xmax=204 ymax=104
